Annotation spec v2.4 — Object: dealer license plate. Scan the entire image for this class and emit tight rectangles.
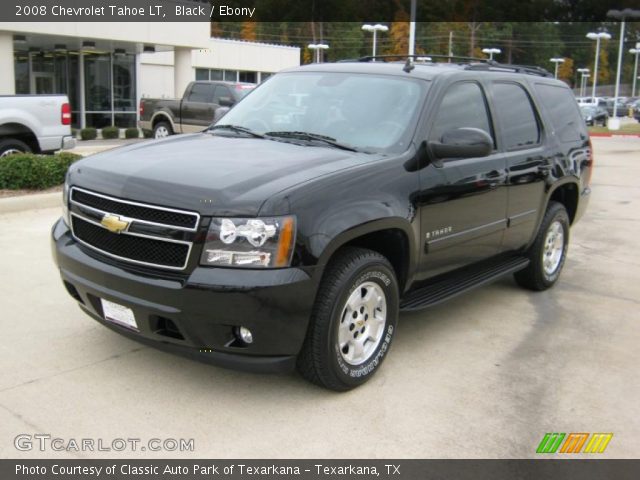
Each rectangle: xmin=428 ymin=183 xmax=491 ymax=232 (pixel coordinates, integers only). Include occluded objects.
xmin=101 ymin=299 xmax=138 ymax=331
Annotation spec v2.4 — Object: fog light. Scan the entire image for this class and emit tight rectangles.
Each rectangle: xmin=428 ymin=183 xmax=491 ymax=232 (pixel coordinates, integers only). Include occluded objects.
xmin=236 ymin=326 xmax=253 ymax=344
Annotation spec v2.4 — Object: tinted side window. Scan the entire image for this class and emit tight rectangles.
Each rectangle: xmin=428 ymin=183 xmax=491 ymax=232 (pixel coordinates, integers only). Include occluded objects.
xmin=213 ymin=86 xmax=232 ymax=105
xmin=187 ymin=83 xmax=213 ymax=103
xmin=535 ymin=83 xmax=585 ymax=143
xmin=431 ymin=82 xmax=493 ymax=144
xmin=491 ymin=83 xmax=540 ymax=149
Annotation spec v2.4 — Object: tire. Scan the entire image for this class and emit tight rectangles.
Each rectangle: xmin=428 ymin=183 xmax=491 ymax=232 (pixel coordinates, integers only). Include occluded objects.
xmin=0 ymin=138 xmax=31 ymax=157
xmin=153 ymin=121 xmax=172 ymax=139
xmin=296 ymin=247 xmax=399 ymax=391
xmin=514 ymin=201 xmax=570 ymax=291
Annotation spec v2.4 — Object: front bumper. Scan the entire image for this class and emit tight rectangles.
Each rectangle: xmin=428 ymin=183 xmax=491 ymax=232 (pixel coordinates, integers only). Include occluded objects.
xmin=51 ymin=218 xmax=319 ymax=373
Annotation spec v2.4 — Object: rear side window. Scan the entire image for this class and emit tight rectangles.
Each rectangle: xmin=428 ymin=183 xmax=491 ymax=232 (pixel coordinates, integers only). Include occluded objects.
xmin=431 ymin=82 xmax=493 ymax=144
xmin=535 ymin=83 xmax=585 ymax=143
xmin=187 ymin=83 xmax=213 ymax=103
xmin=491 ymin=82 xmax=540 ymax=149
xmin=213 ymin=86 xmax=232 ymax=105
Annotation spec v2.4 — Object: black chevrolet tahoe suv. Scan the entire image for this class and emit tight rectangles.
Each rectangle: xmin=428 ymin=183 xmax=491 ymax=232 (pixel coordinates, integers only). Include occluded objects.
xmin=52 ymin=57 xmax=592 ymax=391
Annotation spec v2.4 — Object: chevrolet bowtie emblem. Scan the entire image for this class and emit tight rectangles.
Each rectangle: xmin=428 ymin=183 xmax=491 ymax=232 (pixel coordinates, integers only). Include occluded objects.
xmin=100 ymin=214 xmax=130 ymax=234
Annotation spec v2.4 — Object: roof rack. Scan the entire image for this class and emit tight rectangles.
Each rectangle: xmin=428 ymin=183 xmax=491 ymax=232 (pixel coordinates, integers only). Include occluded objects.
xmin=344 ymin=54 xmax=553 ymax=78
xmin=466 ymin=61 xmax=553 ymax=78
xmin=356 ymin=53 xmax=487 ymax=63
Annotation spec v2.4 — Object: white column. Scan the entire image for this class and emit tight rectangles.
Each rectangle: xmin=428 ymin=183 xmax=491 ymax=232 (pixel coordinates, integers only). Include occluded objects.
xmin=173 ymin=47 xmax=192 ymax=98
xmin=0 ymin=32 xmax=15 ymax=94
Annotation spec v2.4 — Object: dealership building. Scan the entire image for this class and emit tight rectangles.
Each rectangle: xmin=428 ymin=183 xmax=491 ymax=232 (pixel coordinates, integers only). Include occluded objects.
xmin=0 ymin=23 xmax=300 ymax=128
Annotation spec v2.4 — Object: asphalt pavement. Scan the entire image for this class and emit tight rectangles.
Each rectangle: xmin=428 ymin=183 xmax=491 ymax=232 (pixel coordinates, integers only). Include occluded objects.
xmin=0 ymin=137 xmax=638 ymax=459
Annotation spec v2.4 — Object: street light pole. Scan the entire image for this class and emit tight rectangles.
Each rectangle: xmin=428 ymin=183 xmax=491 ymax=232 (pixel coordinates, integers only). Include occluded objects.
xmin=362 ymin=24 xmax=388 ymax=59
xmin=481 ymin=48 xmax=501 ymax=61
xmin=550 ymin=57 xmax=565 ymax=79
xmin=607 ymin=9 xmax=640 ymax=127
xmin=307 ymin=43 xmax=329 ymax=63
xmin=582 ymin=74 xmax=591 ymax=97
xmin=577 ymin=68 xmax=589 ymax=96
xmin=630 ymin=44 xmax=640 ymax=98
xmin=586 ymin=32 xmax=612 ymax=102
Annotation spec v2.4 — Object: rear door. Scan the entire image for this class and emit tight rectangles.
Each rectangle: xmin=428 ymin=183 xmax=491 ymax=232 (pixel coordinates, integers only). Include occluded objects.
xmin=416 ymin=80 xmax=508 ymax=280
xmin=487 ymin=80 xmax=550 ymax=251
xmin=180 ymin=82 xmax=216 ymax=132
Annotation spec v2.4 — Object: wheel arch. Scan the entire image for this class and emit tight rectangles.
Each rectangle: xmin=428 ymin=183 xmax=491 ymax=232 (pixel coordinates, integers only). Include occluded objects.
xmin=315 ymin=218 xmax=417 ymax=294
xmin=547 ymin=180 xmax=579 ymax=224
xmin=0 ymin=122 xmax=40 ymax=153
xmin=150 ymin=112 xmax=175 ymax=132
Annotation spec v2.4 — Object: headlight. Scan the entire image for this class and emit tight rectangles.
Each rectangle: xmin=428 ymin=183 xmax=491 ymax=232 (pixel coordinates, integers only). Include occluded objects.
xmin=61 ymin=178 xmax=70 ymax=227
xmin=200 ymin=216 xmax=296 ymax=268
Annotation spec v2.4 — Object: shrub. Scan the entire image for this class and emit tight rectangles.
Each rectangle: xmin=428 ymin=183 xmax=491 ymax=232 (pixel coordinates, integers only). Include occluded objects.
xmin=71 ymin=128 xmax=79 ymax=138
xmin=80 ymin=128 xmax=97 ymax=141
xmin=101 ymin=126 xmax=120 ymax=139
xmin=0 ymin=152 xmax=82 ymax=190
xmin=142 ymin=128 xmax=154 ymax=139
xmin=125 ymin=128 xmax=140 ymax=139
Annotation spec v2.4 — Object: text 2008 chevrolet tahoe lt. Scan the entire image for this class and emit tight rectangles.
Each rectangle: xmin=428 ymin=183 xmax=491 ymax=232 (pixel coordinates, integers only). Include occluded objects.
xmin=52 ymin=58 xmax=592 ymax=391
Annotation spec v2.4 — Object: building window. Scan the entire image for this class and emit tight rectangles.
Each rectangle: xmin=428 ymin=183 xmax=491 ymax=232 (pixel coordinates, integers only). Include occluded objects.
xmin=13 ymin=48 xmax=138 ymax=129
xmin=239 ymin=71 xmax=257 ymax=84
xmin=84 ymin=52 xmax=112 ymax=112
xmin=223 ymin=70 xmax=237 ymax=82
xmin=14 ymin=53 xmax=29 ymax=94
xmin=113 ymin=53 xmax=136 ymax=112
xmin=210 ymin=69 xmax=223 ymax=80
xmin=195 ymin=68 xmax=209 ymax=80
xmin=260 ymin=72 xmax=273 ymax=83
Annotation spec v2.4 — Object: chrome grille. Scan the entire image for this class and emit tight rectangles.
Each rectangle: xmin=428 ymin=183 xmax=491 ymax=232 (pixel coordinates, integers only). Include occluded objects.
xmin=71 ymin=188 xmax=199 ymax=230
xmin=69 ymin=187 xmax=199 ymax=270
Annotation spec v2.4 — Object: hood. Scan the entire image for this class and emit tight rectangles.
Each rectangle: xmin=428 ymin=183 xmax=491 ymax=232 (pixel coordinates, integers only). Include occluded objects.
xmin=68 ymin=133 xmax=376 ymax=216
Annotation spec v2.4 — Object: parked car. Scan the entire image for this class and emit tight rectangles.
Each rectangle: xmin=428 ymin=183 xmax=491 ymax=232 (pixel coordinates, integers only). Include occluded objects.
xmin=52 ymin=58 xmax=592 ymax=391
xmin=0 ymin=94 xmax=75 ymax=157
xmin=139 ymin=81 xmax=255 ymax=138
xmin=580 ymin=105 xmax=608 ymax=126
xmin=633 ymin=102 xmax=640 ymax=123
xmin=603 ymin=98 xmax=628 ymax=117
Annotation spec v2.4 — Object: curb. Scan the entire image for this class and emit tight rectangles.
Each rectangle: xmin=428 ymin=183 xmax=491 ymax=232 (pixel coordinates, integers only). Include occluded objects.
xmin=590 ymin=133 xmax=640 ymax=138
xmin=0 ymin=191 xmax=61 ymax=214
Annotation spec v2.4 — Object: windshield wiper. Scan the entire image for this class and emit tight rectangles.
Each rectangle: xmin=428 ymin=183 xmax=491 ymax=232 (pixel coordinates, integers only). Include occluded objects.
xmin=264 ymin=131 xmax=359 ymax=152
xmin=207 ymin=124 xmax=265 ymax=138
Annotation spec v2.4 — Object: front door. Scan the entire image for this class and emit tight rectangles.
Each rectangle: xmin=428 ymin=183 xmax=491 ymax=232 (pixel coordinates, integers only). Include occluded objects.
xmin=416 ymin=81 xmax=508 ymax=280
xmin=180 ymin=83 xmax=216 ymax=132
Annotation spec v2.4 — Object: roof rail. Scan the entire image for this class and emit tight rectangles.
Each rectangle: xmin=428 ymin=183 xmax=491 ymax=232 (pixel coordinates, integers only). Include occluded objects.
xmin=342 ymin=54 xmax=554 ymax=78
xmin=356 ymin=53 xmax=487 ymax=63
xmin=466 ymin=61 xmax=553 ymax=78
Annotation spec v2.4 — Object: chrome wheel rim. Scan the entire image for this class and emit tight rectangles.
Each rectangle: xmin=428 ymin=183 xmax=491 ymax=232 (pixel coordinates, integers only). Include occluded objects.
xmin=1 ymin=148 xmax=23 ymax=157
xmin=154 ymin=126 xmax=169 ymax=138
xmin=337 ymin=281 xmax=387 ymax=366
xmin=543 ymin=220 xmax=565 ymax=276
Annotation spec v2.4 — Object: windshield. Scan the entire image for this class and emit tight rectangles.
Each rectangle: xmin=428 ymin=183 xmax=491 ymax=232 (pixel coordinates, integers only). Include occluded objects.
xmin=216 ymin=72 xmax=427 ymax=153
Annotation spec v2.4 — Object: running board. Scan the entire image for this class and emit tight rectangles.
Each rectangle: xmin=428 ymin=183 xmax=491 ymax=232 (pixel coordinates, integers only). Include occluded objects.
xmin=400 ymin=256 xmax=530 ymax=311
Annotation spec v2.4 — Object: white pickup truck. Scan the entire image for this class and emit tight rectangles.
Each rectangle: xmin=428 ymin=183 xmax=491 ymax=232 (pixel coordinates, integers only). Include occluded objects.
xmin=0 ymin=95 xmax=76 ymax=157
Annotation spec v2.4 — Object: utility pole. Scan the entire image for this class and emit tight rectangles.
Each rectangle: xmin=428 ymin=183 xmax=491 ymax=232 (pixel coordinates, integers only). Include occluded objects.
xmin=408 ymin=0 xmax=417 ymax=55
xmin=448 ymin=31 xmax=453 ymax=62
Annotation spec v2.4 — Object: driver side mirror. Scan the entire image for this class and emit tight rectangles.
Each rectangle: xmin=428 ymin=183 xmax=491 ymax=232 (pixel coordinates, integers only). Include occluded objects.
xmin=218 ymin=96 xmax=234 ymax=107
xmin=428 ymin=127 xmax=493 ymax=159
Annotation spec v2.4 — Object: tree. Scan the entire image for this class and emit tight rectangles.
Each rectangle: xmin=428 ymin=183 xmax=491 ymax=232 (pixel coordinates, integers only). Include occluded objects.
xmin=241 ymin=22 xmax=257 ymax=42
xmin=558 ymin=57 xmax=574 ymax=85
xmin=384 ymin=1 xmax=410 ymax=55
